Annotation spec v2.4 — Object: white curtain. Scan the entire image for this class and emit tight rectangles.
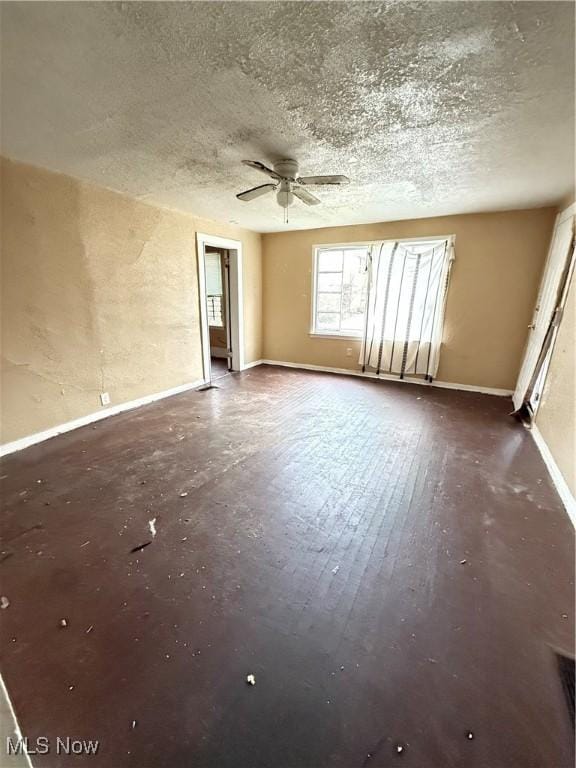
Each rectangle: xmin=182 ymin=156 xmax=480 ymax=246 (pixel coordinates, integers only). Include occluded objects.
xmin=360 ymin=239 xmax=454 ymax=380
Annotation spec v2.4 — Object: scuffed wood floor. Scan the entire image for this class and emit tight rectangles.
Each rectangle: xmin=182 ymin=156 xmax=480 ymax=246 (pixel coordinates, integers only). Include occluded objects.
xmin=0 ymin=365 xmax=574 ymax=767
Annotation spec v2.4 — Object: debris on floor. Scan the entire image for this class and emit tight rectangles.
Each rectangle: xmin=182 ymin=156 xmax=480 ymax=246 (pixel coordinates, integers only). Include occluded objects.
xmin=130 ymin=542 xmax=151 ymax=554
xmin=466 ymin=731 xmax=474 ymax=740
xmin=246 ymin=674 xmax=256 ymax=685
xmin=332 ymin=565 xmax=340 ymax=574
xmin=460 ymin=559 xmax=467 ymax=564
xmin=60 ymin=618 xmax=68 ymax=628
xmin=148 ymin=517 xmax=157 ymax=538
xmin=395 ymin=744 xmax=404 ymax=754
xmin=179 ymin=492 xmax=188 ymax=498
xmin=131 ymin=720 xmax=137 ymax=729
xmin=0 ymin=596 xmax=10 ymax=609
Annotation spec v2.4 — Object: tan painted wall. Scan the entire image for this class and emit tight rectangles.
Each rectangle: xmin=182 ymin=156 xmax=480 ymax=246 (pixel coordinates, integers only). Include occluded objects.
xmin=1 ymin=158 xmax=262 ymax=444
xmin=262 ymin=209 xmax=556 ymax=390
xmin=536 ymin=199 xmax=575 ymax=497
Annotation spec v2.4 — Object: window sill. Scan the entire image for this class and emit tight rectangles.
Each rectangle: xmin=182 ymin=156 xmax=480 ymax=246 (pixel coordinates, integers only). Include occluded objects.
xmin=309 ymin=332 xmax=362 ymax=341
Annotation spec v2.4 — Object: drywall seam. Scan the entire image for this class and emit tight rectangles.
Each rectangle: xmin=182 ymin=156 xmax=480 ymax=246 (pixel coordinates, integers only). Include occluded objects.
xmin=0 ymin=673 xmax=33 ymax=767
xmin=531 ymin=425 xmax=576 ymax=528
xmin=0 ymin=378 xmax=205 ymax=457
xmin=258 ymin=360 xmax=513 ymax=396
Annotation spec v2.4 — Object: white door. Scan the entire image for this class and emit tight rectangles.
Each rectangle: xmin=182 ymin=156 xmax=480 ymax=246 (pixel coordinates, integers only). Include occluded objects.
xmin=513 ymin=206 xmax=575 ymax=411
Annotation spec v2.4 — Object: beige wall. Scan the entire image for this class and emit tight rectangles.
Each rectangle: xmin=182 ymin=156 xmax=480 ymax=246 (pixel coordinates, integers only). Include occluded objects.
xmin=262 ymin=209 xmax=555 ymax=390
xmin=1 ymin=158 xmax=262 ymax=444
xmin=536 ymin=198 xmax=575 ymax=497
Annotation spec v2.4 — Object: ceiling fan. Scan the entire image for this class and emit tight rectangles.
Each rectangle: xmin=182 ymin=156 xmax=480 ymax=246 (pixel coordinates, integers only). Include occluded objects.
xmin=236 ymin=159 xmax=350 ymax=209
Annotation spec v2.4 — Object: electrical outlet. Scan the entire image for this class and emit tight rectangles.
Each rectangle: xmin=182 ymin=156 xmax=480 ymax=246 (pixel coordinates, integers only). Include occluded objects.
xmin=346 ymin=348 xmax=353 ymax=357
xmin=100 ymin=392 xmax=110 ymax=406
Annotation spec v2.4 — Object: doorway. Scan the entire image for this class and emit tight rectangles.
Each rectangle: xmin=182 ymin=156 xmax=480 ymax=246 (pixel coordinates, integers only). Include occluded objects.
xmin=513 ymin=203 xmax=575 ymax=415
xmin=205 ymin=246 xmax=231 ymax=380
xmin=196 ymin=233 xmax=244 ymax=384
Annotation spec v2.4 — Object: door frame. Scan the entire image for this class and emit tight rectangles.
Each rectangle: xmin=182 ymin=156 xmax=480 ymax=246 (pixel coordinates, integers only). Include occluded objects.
xmin=513 ymin=202 xmax=575 ymax=413
xmin=196 ymin=233 xmax=244 ymax=379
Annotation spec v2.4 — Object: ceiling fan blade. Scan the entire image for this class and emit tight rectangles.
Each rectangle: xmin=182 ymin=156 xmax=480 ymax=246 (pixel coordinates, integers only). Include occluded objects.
xmin=293 ymin=187 xmax=321 ymax=206
xmin=236 ymin=183 xmax=277 ymax=202
xmin=242 ymin=160 xmax=282 ymax=181
xmin=296 ymin=175 xmax=350 ymax=186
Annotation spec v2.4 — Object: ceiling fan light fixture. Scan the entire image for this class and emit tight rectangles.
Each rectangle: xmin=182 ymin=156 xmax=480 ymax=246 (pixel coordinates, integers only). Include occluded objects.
xmin=277 ymin=181 xmax=294 ymax=208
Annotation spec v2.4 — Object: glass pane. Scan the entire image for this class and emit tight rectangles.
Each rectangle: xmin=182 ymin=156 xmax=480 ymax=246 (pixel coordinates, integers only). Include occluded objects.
xmin=318 ymin=249 xmax=343 ymax=272
xmin=316 ymin=312 xmax=340 ymax=331
xmin=341 ymin=249 xmax=368 ymax=332
xmin=340 ymin=314 xmax=365 ymax=333
xmin=207 ymin=295 xmax=224 ymax=327
xmin=317 ymin=293 xmax=341 ymax=313
xmin=205 ymin=252 xmax=223 ymax=294
xmin=317 ymin=272 xmax=342 ymax=292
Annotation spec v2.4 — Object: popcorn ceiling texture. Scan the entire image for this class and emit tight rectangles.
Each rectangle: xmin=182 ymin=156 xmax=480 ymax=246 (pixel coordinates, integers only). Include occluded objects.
xmin=1 ymin=1 xmax=574 ymax=232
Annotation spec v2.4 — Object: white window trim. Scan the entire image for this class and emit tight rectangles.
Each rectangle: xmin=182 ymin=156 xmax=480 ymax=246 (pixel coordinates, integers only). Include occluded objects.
xmin=308 ymin=333 xmax=363 ymax=341
xmin=310 ymin=236 xmax=454 ymax=339
xmin=310 ymin=244 xmax=370 ymax=337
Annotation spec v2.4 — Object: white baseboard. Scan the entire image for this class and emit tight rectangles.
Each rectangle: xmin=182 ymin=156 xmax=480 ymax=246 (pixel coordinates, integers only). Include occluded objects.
xmin=0 ymin=673 xmax=33 ymax=767
xmin=258 ymin=359 xmax=513 ymax=397
xmin=0 ymin=360 xmax=513 ymax=458
xmin=531 ymin=425 xmax=576 ymax=527
xmin=0 ymin=378 xmax=206 ymax=457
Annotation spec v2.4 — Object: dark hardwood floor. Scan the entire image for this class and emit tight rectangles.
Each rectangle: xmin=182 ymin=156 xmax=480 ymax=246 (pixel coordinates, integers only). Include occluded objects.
xmin=0 ymin=366 xmax=574 ymax=768
xmin=210 ymin=356 xmax=229 ymax=380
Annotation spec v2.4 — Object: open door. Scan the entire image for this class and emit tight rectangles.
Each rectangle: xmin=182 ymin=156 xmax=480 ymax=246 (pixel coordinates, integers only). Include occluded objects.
xmin=204 ymin=246 xmax=232 ymax=379
xmin=513 ymin=204 xmax=575 ymax=413
xmin=196 ymin=233 xmax=244 ymax=385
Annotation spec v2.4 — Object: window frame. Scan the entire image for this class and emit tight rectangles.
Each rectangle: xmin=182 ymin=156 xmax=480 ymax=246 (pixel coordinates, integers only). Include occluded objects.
xmin=310 ymin=236 xmax=454 ymax=340
xmin=310 ymin=243 xmax=371 ymax=339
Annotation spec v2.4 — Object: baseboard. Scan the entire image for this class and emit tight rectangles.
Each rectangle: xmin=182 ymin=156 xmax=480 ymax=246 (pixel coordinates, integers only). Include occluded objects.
xmin=210 ymin=348 xmax=228 ymax=359
xmin=259 ymin=360 xmax=513 ymax=397
xmin=0 ymin=378 xmax=206 ymax=458
xmin=0 ymin=672 xmax=33 ymax=768
xmin=0 ymin=361 xmax=513 ymax=458
xmin=531 ymin=425 xmax=576 ymax=527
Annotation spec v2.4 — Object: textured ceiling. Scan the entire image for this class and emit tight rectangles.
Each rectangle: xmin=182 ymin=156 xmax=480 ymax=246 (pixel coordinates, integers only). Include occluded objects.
xmin=1 ymin=1 xmax=574 ymax=233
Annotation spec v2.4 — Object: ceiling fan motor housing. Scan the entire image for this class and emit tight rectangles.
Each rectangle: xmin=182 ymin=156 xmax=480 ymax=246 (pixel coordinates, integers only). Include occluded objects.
xmin=273 ymin=159 xmax=299 ymax=180
xmin=236 ymin=158 xmax=348 ymax=210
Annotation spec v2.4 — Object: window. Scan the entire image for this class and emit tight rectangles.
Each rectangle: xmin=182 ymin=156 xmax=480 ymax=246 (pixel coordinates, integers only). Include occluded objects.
xmin=205 ymin=251 xmax=224 ymax=327
xmin=312 ymin=246 xmax=369 ymax=336
xmin=311 ymin=238 xmax=455 ymax=380
xmin=361 ymin=237 xmax=454 ymax=379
